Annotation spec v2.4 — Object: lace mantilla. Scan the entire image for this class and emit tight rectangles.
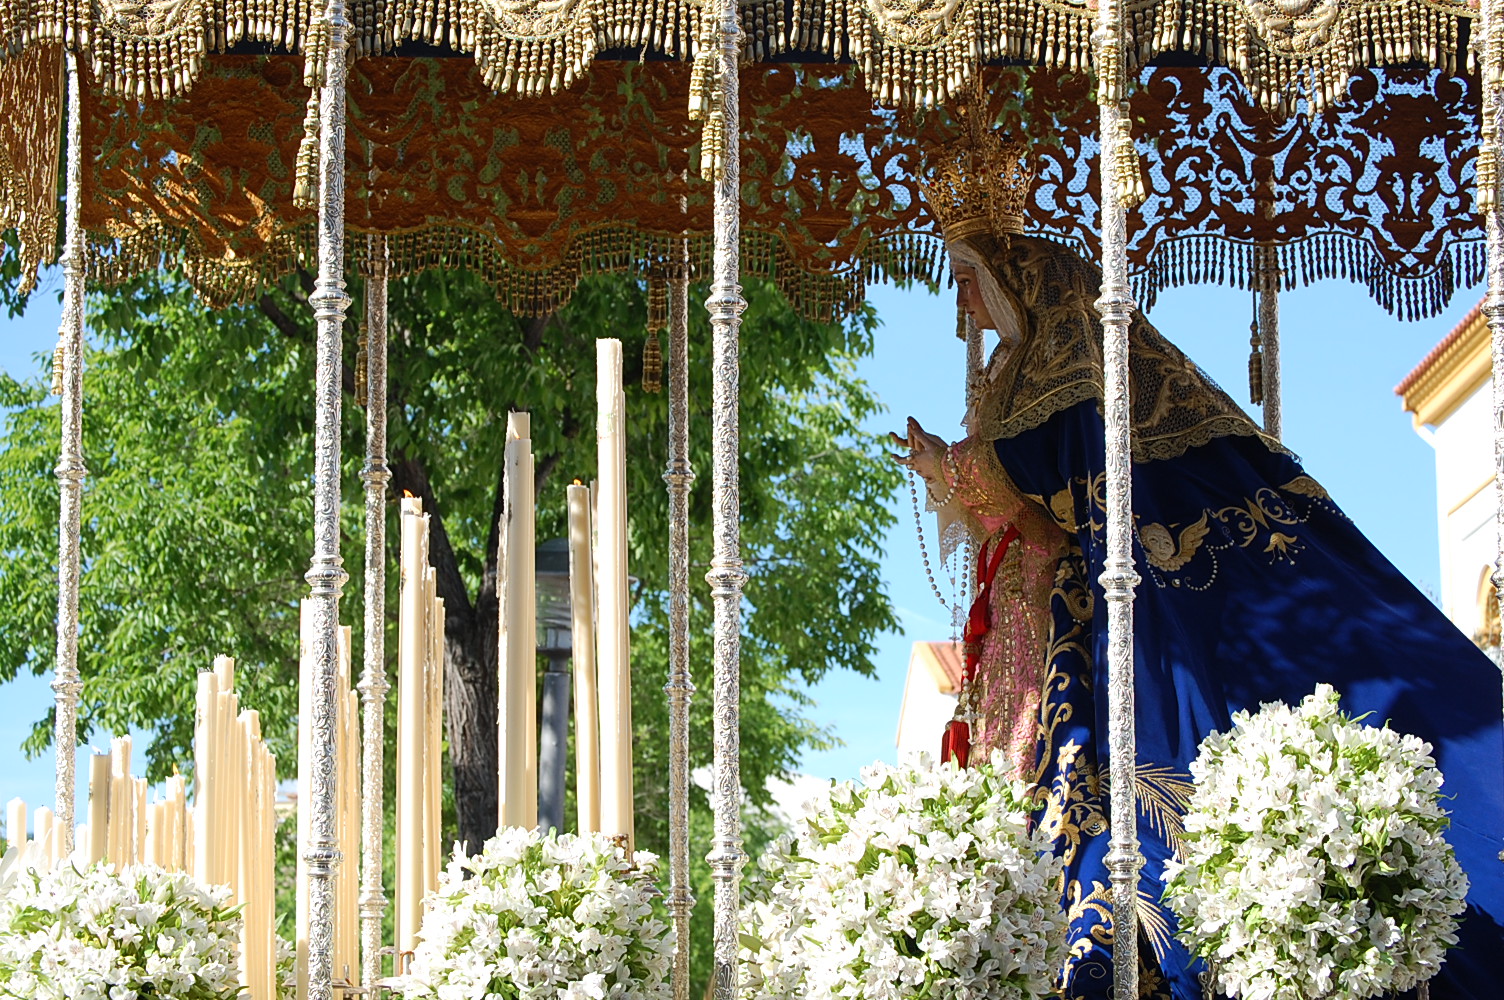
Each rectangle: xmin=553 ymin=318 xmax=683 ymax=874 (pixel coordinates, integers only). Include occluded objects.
xmin=968 ymin=237 xmax=1289 ymax=464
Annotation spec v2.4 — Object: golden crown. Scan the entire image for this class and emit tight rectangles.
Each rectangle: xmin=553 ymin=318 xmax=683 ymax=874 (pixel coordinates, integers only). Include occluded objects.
xmin=920 ymin=121 xmax=1033 ymax=241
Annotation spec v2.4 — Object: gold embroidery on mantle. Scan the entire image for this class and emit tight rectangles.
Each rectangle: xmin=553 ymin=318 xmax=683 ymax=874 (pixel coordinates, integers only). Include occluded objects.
xmin=1140 ymin=513 xmax=1211 ymax=573
xmin=1281 ymin=474 xmax=1330 ymax=500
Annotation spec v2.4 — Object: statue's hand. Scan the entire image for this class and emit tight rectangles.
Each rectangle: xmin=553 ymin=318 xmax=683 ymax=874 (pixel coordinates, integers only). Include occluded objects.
xmin=888 ymin=416 xmax=948 ymax=487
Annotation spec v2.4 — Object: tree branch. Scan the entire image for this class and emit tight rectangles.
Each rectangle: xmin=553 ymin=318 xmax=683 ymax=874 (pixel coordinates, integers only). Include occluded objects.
xmin=257 ymin=293 xmax=356 ymax=399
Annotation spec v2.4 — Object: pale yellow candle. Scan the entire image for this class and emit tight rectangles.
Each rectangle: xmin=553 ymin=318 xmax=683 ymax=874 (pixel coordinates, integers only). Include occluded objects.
xmin=567 ymin=484 xmax=601 ymax=834
xmin=595 ymin=339 xmax=634 ymax=849
xmin=193 ymin=670 xmax=216 ymax=881
xmin=33 ymin=807 xmax=54 ymax=868
xmin=396 ymin=497 xmax=427 ymax=956
xmin=5 ymin=798 xmax=25 ymax=853
xmin=295 ymin=602 xmax=313 ymax=1000
xmin=167 ymin=774 xmax=187 ymax=872
xmin=134 ymin=778 xmax=149 ymax=866
xmin=501 ymin=412 xmax=537 ymax=829
xmin=216 ymin=657 xmax=240 ymax=890
xmin=144 ymin=798 xmax=162 ymax=867
xmin=336 ymin=627 xmax=359 ymax=987
xmin=255 ymin=742 xmax=276 ymax=999
xmin=110 ymin=736 xmax=133 ymax=867
xmin=239 ymin=710 xmax=260 ymax=994
xmin=87 ymin=751 xmax=109 ymax=864
xmin=426 ymin=589 xmax=444 ymax=895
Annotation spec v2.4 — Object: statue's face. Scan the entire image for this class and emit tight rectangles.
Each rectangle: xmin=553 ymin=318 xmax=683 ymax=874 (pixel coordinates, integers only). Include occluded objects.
xmin=953 ymin=264 xmax=996 ymax=331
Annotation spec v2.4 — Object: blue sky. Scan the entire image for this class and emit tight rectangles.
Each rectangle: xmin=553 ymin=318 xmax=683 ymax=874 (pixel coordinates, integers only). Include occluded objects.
xmin=0 ymin=265 xmax=1482 ymax=828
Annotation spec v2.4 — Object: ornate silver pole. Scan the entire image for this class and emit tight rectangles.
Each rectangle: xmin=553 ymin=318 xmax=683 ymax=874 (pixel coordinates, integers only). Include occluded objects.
xmin=1092 ymin=2 xmax=1143 ymax=997
xmin=1259 ymin=247 xmax=1282 ymax=441
xmin=704 ymin=2 xmax=748 ymax=997
xmin=50 ymin=51 xmax=88 ymax=857
xmin=1482 ymin=0 xmax=1504 ymax=719
xmin=358 ymin=235 xmax=391 ymax=988
xmin=663 ymin=245 xmax=696 ymax=1000
xmin=304 ymin=0 xmax=353 ymax=995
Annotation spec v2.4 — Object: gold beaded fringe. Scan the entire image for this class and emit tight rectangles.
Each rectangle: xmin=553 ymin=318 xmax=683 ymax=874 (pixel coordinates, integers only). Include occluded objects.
xmin=785 ymin=0 xmax=1467 ymax=114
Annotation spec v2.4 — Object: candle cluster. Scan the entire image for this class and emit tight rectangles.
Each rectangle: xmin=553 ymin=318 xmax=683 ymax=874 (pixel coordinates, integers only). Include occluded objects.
xmin=196 ymin=657 xmax=279 ymax=1000
xmin=0 ymin=657 xmax=286 ymax=1000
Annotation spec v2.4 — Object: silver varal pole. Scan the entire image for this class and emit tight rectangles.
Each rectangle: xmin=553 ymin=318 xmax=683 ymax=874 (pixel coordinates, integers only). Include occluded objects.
xmin=358 ymin=234 xmax=391 ymax=987
xmin=1092 ymin=2 xmax=1144 ymax=997
xmin=664 ymin=244 xmax=696 ymax=1000
xmin=1483 ymin=0 xmax=1504 ymax=725
xmin=304 ymin=0 xmax=354 ymax=996
xmin=705 ymin=1 xmax=748 ymax=997
xmin=1259 ymin=246 xmax=1282 ymax=441
xmin=51 ymin=51 xmax=88 ymax=856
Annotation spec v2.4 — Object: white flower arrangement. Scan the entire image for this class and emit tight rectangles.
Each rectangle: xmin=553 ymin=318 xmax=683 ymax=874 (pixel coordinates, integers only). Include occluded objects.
xmin=740 ymin=752 xmax=1067 ymax=1000
xmin=1163 ymin=684 xmax=1469 ymax=1000
xmin=0 ymin=859 xmax=243 ymax=1000
xmin=399 ymin=827 xmax=672 ymax=1000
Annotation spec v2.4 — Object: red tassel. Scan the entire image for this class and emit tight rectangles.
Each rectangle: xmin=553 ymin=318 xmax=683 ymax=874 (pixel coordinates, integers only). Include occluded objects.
xmin=941 ymin=719 xmax=971 ymax=767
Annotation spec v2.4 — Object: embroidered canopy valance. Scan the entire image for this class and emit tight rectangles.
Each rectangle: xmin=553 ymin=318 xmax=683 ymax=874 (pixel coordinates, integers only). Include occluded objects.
xmin=0 ymin=49 xmax=1479 ymax=320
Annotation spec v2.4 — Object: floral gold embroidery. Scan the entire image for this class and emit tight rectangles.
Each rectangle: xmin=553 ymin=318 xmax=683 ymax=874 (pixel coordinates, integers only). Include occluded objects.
xmin=1264 ymin=531 xmax=1302 ymax=562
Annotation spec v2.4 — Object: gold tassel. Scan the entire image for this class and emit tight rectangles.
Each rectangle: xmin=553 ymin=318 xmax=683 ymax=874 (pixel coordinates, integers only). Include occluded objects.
xmin=293 ymin=92 xmax=321 ymax=209
xmin=354 ymin=325 xmax=369 ymax=406
xmin=689 ymin=14 xmax=724 ymax=182
xmin=1115 ymin=108 xmax=1147 ymax=209
xmin=646 ymin=274 xmax=668 ymax=333
xmin=1479 ymin=146 xmax=1498 ymax=216
xmin=1248 ymin=316 xmax=1264 ymax=406
xmin=50 ymin=339 xmax=64 ymax=396
xmin=642 ymin=331 xmax=663 ymax=394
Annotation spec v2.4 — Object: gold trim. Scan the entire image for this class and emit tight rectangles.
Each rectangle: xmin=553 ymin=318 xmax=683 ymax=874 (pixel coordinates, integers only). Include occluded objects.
xmin=1401 ymin=306 xmax=1490 ymax=428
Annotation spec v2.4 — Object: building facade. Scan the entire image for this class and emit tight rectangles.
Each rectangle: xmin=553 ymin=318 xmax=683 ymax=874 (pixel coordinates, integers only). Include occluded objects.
xmin=1397 ymin=302 xmax=1500 ymax=650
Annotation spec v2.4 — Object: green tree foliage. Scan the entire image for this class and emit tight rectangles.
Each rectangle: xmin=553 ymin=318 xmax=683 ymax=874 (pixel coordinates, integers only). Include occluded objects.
xmin=0 ymin=265 xmax=897 ymax=881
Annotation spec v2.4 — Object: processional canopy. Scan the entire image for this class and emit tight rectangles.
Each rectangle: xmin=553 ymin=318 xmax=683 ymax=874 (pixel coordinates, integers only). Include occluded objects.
xmin=0 ymin=0 xmax=1486 ymax=321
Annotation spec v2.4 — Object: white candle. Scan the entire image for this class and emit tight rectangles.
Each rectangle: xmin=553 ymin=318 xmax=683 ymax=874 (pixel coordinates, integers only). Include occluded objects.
xmin=501 ymin=412 xmax=537 ymax=829
xmin=87 ymin=752 xmax=109 ymax=864
xmin=396 ymin=497 xmax=427 ymax=956
xmin=595 ymin=340 xmax=634 ymax=849
xmin=4 ymin=798 xmax=25 ymax=854
xmin=567 ymin=484 xmax=601 ymax=834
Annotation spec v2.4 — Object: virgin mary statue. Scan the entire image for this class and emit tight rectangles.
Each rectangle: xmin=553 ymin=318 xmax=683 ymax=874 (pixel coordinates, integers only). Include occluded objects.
xmin=895 ymin=135 xmax=1504 ymax=1000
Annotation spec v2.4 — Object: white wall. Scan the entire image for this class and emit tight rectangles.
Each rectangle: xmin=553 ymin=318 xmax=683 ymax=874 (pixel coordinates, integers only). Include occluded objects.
xmin=895 ymin=663 xmax=958 ymax=758
xmin=1427 ymin=381 xmax=1496 ymax=639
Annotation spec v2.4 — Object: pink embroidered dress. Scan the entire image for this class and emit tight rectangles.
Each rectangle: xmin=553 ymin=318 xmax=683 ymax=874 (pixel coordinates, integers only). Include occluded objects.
xmin=937 ymin=436 xmax=1067 ymax=777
